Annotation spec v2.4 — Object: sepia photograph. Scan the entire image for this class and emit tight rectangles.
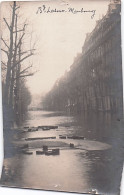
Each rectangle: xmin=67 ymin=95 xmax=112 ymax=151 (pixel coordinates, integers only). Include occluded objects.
xmin=0 ymin=0 xmax=124 ymax=195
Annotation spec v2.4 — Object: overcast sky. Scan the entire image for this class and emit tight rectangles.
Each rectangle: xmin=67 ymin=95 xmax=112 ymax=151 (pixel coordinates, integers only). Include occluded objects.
xmin=1 ymin=0 xmax=110 ymax=96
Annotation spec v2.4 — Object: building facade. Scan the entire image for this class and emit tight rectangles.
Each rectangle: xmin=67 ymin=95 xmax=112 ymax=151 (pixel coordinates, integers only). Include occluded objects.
xmin=43 ymin=1 xmax=123 ymax=116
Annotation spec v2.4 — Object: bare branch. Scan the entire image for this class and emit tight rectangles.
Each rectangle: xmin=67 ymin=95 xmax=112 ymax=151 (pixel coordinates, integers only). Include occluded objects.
xmin=17 ymin=53 xmax=33 ymax=64
xmin=16 ymin=49 xmax=35 ymax=56
xmin=3 ymin=18 xmax=11 ymax=31
xmin=15 ymin=6 xmax=20 ymax=10
xmin=13 ymin=29 xmax=24 ymax=33
xmin=14 ymin=73 xmax=34 ymax=80
xmin=1 ymin=61 xmax=7 ymax=66
xmin=16 ymin=32 xmax=25 ymax=48
xmin=19 ymin=73 xmax=34 ymax=77
xmin=10 ymin=4 xmax=20 ymax=10
xmin=20 ymin=65 xmax=32 ymax=75
xmin=14 ymin=24 xmax=27 ymax=50
xmin=1 ymin=38 xmax=9 ymax=49
xmin=13 ymin=24 xmax=27 ymax=33
xmin=1 ymin=48 xmax=8 ymax=55
xmin=11 ymin=53 xmax=33 ymax=70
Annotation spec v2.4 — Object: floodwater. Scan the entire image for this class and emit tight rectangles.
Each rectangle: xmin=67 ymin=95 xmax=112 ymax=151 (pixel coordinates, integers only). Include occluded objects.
xmin=1 ymin=110 xmax=124 ymax=195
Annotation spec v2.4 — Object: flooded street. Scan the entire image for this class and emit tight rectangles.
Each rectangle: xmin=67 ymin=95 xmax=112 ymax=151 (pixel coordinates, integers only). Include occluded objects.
xmin=1 ymin=110 xmax=124 ymax=195
xmin=1 ymin=1 xmax=123 ymax=195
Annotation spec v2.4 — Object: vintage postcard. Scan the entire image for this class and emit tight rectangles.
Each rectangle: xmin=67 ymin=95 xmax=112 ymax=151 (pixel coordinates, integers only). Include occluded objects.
xmin=0 ymin=0 xmax=124 ymax=195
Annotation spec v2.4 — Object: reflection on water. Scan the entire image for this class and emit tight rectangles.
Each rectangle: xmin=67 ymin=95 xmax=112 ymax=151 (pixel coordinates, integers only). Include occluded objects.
xmin=1 ymin=111 xmax=124 ymax=195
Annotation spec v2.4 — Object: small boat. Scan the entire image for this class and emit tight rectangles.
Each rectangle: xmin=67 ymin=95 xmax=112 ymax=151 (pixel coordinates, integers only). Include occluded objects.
xmin=25 ymin=137 xmax=41 ymax=141
xmin=42 ymin=136 xmax=56 ymax=139
xmin=52 ymin=149 xmax=60 ymax=154
xmin=74 ymin=136 xmax=84 ymax=140
xmin=24 ymin=126 xmax=29 ymax=129
xmin=38 ymin=126 xmax=43 ymax=128
xmin=59 ymin=135 xmax=66 ymax=139
xmin=28 ymin=127 xmax=38 ymax=132
xmin=33 ymin=128 xmax=38 ymax=131
xmin=45 ymin=150 xmax=53 ymax=155
xmin=36 ymin=150 xmax=44 ymax=155
xmin=28 ymin=128 xmax=32 ymax=132
xmin=42 ymin=127 xmax=51 ymax=130
xmin=49 ymin=126 xmax=58 ymax=129
xmin=50 ymin=137 xmax=56 ymax=139
xmin=45 ymin=149 xmax=60 ymax=156
xmin=25 ymin=136 xmax=56 ymax=141
xmin=22 ymin=150 xmax=33 ymax=155
xmin=67 ymin=135 xmax=84 ymax=140
xmin=38 ymin=125 xmax=58 ymax=130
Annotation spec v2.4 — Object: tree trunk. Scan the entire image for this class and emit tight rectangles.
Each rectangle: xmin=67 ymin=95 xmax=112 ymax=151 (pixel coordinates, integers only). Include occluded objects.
xmin=4 ymin=2 xmax=16 ymax=106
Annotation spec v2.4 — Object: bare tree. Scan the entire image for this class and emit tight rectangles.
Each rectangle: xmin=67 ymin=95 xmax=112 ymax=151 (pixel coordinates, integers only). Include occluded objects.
xmin=1 ymin=1 xmax=35 ymax=126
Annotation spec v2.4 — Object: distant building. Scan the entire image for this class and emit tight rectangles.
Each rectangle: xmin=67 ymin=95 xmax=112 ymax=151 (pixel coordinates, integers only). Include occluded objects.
xmin=43 ymin=1 xmax=123 ymax=116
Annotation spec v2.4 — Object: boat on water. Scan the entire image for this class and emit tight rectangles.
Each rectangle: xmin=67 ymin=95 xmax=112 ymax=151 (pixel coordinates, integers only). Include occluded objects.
xmin=45 ymin=148 xmax=60 ymax=156
xmin=38 ymin=125 xmax=58 ymax=130
xmin=42 ymin=127 xmax=51 ymax=130
xmin=28 ymin=127 xmax=38 ymax=132
xmin=25 ymin=136 xmax=56 ymax=141
xmin=22 ymin=150 xmax=33 ymax=155
xmin=36 ymin=150 xmax=44 ymax=155
xmin=59 ymin=135 xmax=66 ymax=139
xmin=67 ymin=135 xmax=84 ymax=140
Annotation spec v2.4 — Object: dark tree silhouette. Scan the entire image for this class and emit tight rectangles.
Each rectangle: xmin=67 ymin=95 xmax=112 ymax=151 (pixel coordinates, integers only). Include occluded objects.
xmin=1 ymin=1 xmax=35 ymax=126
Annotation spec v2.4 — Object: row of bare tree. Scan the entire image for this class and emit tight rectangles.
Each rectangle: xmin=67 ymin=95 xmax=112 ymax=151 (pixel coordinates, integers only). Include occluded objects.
xmin=1 ymin=2 xmax=35 ymax=126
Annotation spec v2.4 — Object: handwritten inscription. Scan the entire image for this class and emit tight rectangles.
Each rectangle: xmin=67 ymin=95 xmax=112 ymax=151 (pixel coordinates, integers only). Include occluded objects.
xmin=36 ymin=5 xmax=96 ymax=19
